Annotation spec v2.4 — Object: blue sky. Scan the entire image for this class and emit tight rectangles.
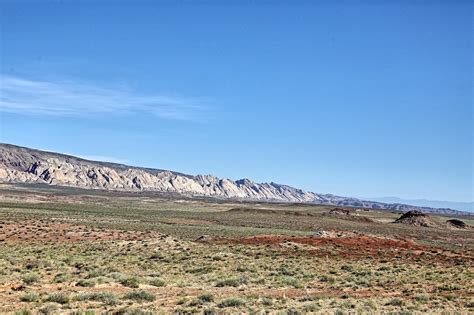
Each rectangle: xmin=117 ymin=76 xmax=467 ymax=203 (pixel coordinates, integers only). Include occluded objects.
xmin=0 ymin=1 xmax=472 ymax=202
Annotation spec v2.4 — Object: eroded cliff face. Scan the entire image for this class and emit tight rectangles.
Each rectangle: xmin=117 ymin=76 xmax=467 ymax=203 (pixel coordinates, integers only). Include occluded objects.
xmin=0 ymin=143 xmax=467 ymax=215
xmin=0 ymin=143 xmax=321 ymax=202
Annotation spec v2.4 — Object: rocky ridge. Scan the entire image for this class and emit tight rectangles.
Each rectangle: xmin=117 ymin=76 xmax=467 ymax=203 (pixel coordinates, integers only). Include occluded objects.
xmin=0 ymin=143 xmax=469 ymax=215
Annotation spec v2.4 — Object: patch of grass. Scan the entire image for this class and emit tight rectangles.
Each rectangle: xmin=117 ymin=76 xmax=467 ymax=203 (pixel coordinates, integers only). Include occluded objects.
xmin=76 ymin=279 xmax=96 ymax=287
xmin=115 ymin=308 xmax=153 ymax=315
xmin=124 ymin=290 xmax=156 ymax=302
xmin=52 ymin=273 xmax=70 ymax=283
xmin=22 ymin=273 xmax=39 ymax=285
xmin=215 ymin=276 xmax=247 ymax=287
xmin=45 ymin=292 xmax=69 ymax=304
xmin=20 ymin=292 xmax=39 ymax=302
xmin=386 ymin=298 xmax=404 ymax=307
xmin=198 ymin=293 xmax=214 ymax=303
xmin=281 ymin=276 xmax=303 ymax=288
xmin=438 ymin=284 xmax=461 ymax=291
xmin=319 ymin=275 xmax=335 ymax=284
xmin=119 ymin=276 xmax=140 ymax=288
xmin=188 ymin=299 xmax=202 ymax=307
xmin=261 ymin=297 xmax=273 ymax=306
xmin=303 ymin=302 xmax=320 ymax=312
xmin=186 ymin=266 xmax=214 ymax=274
xmin=415 ymin=295 xmax=429 ymax=303
xmin=218 ymin=297 xmax=246 ymax=308
xmin=74 ymin=291 xmax=119 ymax=305
xmin=148 ymin=277 xmax=165 ymax=287
xmin=38 ymin=303 xmax=58 ymax=314
xmin=203 ymin=308 xmax=217 ymax=315
xmin=177 ymin=297 xmax=188 ymax=305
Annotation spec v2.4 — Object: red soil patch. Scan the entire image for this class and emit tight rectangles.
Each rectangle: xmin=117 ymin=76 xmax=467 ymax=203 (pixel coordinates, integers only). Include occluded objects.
xmin=204 ymin=234 xmax=461 ymax=262
xmin=207 ymin=234 xmax=473 ymax=265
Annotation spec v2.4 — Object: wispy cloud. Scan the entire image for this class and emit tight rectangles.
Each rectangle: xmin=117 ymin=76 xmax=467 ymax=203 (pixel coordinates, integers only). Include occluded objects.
xmin=0 ymin=75 xmax=209 ymax=120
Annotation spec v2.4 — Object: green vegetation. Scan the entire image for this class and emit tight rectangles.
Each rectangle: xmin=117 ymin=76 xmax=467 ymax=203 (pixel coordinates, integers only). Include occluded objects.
xmin=215 ymin=276 xmax=247 ymax=287
xmin=74 ymin=291 xmax=119 ymax=305
xmin=76 ymin=279 xmax=96 ymax=287
xmin=119 ymin=276 xmax=140 ymax=288
xmin=21 ymin=273 xmax=39 ymax=285
xmin=45 ymin=292 xmax=70 ymax=304
xmin=198 ymin=293 xmax=214 ymax=303
xmin=148 ymin=277 xmax=165 ymax=287
xmin=218 ymin=297 xmax=246 ymax=308
xmin=124 ymin=290 xmax=156 ymax=302
xmin=20 ymin=292 xmax=38 ymax=302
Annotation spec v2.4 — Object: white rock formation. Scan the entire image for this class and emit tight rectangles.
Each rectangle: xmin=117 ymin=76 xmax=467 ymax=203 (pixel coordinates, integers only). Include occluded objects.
xmin=0 ymin=143 xmax=468 ymax=215
xmin=0 ymin=143 xmax=319 ymax=202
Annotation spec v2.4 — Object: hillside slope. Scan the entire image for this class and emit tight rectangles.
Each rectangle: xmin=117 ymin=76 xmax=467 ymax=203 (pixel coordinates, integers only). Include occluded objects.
xmin=0 ymin=143 xmax=468 ymax=215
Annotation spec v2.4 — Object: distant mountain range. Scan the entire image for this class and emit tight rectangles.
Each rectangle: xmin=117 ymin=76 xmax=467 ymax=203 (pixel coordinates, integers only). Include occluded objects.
xmin=0 ymin=143 xmax=470 ymax=215
xmin=367 ymin=197 xmax=473 ymax=213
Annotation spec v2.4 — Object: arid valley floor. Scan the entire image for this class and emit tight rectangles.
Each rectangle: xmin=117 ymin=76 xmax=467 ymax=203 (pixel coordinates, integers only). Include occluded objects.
xmin=0 ymin=184 xmax=472 ymax=314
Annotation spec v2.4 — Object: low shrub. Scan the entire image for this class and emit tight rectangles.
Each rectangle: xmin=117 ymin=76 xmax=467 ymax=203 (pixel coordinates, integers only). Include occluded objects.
xmin=198 ymin=293 xmax=214 ymax=303
xmin=20 ymin=292 xmax=39 ymax=302
xmin=124 ymin=290 xmax=155 ymax=302
xmin=53 ymin=273 xmax=70 ymax=283
xmin=218 ymin=297 xmax=245 ymax=308
xmin=281 ymin=276 xmax=303 ymax=288
xmin=261 ymin=297 xmax=273 ymax=306
xmin=39 ymin=303 xmax=58 ymax=314
xmin=76 ymin=279 xmax=96 ymax=287
xmin=45 ymin=292 xmax=69 ymax=304
xmin=22 ymin=273 xmax=39 ymax=285
xmin=119 ymin=276 xmax=140 ymax=288
xmin=215 ymin=277 xmax=247 ymax=287
xmin=149 ymin=278 xmax=165 ymax=287
xmin=386 ymin=298 xmax=404 ymax=307
xmin=75 ymin=291 xmax=119 ymax=305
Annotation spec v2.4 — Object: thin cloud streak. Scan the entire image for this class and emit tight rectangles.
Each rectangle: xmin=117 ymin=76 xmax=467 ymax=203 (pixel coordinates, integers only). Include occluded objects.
xmin=0 ymin=75 xmax=209 ymax=120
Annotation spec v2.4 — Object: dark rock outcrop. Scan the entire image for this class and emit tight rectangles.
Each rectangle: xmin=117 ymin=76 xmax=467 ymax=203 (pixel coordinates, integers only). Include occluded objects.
xmin=394 ymin=210 xmax=436 ymax=227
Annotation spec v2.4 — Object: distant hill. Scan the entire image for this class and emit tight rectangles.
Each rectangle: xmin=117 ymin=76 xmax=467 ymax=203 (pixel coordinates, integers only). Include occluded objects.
xmin=0 ymin=143 xmax=470 ymax=216
xmin=368 ymin=197 xmax=473 ymax=213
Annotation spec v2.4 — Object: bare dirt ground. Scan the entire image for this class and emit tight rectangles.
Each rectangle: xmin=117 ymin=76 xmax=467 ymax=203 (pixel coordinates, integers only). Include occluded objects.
xmin=0 ymin=220 xmax=163 ymax=243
